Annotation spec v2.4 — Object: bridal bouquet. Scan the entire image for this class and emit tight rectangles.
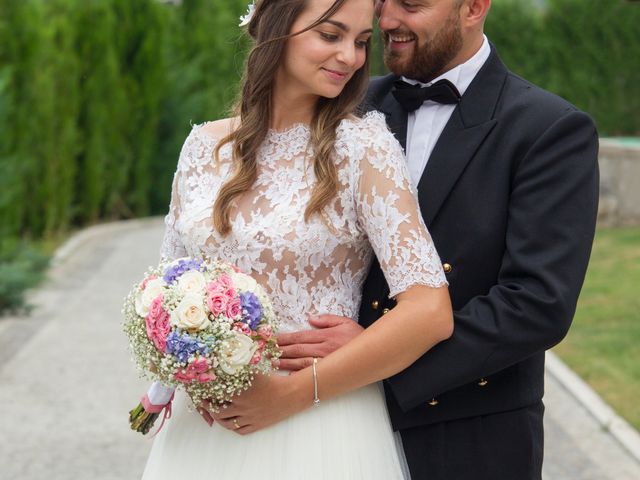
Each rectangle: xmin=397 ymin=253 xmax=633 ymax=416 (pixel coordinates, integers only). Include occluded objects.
xmin=123 ymin=257 xmax=280 ymax=434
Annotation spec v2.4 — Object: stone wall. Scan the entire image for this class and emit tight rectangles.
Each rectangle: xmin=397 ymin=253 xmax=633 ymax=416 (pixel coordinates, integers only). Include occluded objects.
xmin=597 ymin=139 xmax=640 ymax=227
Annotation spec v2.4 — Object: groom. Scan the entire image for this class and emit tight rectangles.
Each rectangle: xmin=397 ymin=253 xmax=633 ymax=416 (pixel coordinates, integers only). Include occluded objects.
xmin=278 ymin=0 xmax=599 ymax=478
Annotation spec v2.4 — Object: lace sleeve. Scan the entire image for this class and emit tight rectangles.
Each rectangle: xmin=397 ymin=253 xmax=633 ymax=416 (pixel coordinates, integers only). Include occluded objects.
xmin=158 ymin=131 xmax=195 ymax=261
xmin=353 ymin=112 xmax=447 ymax=298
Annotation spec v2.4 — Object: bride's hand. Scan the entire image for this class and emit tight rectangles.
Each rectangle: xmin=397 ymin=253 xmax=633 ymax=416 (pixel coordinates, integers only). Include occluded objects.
xmin=208 ymin=372 xmax=309 ymax=435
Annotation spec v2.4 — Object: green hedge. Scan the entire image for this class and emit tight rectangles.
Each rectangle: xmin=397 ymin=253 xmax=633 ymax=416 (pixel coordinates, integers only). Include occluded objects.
xmin=0 ymin=240 xmax=49 ymax=314
xmin=485 ymin=0 xmax=640 ymax=136
xmin=0 ymin=0 xmax=248 ymax=248
xmin=0 ymin=0 xmax=248 ymax=313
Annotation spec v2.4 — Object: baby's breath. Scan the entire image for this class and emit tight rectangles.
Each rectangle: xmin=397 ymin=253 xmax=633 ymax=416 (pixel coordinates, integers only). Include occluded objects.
xmin=123 ymin=257 xmax=281 ymax=412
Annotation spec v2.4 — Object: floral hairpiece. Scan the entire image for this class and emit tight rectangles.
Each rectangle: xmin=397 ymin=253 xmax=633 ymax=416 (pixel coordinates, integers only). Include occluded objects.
xmin=239 ymin=2 xmax=256 ymax=27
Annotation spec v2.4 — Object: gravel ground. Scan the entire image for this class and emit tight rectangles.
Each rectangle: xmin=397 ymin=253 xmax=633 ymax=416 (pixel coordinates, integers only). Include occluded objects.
xmin=1 ymin=218 xmax=638 ymax=480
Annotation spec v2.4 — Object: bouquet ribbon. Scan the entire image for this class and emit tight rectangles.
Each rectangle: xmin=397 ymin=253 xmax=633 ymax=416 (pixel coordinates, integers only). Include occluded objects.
xmin=130 ymin=382 xmax=176 ymax=436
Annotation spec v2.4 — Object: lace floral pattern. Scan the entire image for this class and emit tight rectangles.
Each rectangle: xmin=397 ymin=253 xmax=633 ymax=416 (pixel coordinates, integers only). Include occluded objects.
xmin=160 ymin=111 xmax=446 ymax=332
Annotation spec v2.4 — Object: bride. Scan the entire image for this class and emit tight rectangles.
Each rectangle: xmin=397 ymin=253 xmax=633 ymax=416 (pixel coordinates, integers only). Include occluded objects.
xmin=142 ymin=0 xmax=452 ymax=478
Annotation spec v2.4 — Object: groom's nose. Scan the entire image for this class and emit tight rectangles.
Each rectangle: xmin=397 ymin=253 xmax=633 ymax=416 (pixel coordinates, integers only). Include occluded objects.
xmin=377 ymin=0 xmax=402 ymax=31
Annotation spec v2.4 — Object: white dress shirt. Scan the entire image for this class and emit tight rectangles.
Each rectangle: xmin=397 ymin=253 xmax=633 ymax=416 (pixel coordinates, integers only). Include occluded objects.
xmin=404 ymin=35 xmax=491 ymax=186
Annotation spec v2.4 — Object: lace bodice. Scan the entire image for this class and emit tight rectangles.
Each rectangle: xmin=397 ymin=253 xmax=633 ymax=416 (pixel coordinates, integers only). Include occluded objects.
xmin=160 ymin=111 xmax=446 ymax=332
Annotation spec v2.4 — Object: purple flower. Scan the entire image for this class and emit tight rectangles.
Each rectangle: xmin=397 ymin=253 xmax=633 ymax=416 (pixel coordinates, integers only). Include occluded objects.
xmin=240 ymin=292 xmax=262 ymax=330
xmin=163 ymin=259 xmax=203 ymax=284
xmin=165 ymin=331 xmax=210 ymax=364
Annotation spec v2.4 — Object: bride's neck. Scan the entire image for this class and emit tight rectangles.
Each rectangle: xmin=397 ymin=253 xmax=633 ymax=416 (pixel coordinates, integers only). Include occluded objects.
xmin=270 ymin=80 xmax=317 ymax=131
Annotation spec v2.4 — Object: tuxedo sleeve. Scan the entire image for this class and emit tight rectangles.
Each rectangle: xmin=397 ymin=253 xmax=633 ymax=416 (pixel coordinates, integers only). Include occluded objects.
xmin=385 ymin=109 xmax=600 ymax=411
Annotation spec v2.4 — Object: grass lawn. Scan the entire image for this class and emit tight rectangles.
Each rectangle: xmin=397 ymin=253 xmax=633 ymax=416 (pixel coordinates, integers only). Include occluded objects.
xmin=553 ymin=227 xmax=640 ymax=430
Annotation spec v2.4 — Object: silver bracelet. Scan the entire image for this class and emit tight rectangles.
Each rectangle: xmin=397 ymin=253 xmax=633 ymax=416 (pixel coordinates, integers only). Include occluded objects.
xmin=312 ymin=357 xmax=320 ymax=407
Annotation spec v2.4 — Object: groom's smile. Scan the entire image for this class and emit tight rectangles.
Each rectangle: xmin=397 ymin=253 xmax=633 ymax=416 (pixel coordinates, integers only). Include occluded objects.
xmin=377 ymin=0 xmax=466 ymax=83
xmin=386 ymin=31 xmax=418 ymax=51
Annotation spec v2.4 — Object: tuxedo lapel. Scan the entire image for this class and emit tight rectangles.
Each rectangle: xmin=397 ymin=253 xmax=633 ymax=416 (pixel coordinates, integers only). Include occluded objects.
xmin=417 ymin=115 xmax=497 ymax=226
xmin=417 ymin=48 xmax=507 ymax=225
xmin=372 ymin=49 xmax=509 ymax=225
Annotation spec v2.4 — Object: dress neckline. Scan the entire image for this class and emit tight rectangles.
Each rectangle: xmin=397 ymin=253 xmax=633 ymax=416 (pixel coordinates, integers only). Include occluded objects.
xmin=195 ymin=113 xmax=375 ymax=142
xmin=266 ymin=123 xmax=311 ymax=142
xmin=194 ymin=121 xmax=311 ymax=142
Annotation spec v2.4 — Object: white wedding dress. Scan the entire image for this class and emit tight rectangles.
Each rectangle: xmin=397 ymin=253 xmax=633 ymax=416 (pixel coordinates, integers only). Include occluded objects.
xmin=142 ymin=111 xmax=446 ymax=479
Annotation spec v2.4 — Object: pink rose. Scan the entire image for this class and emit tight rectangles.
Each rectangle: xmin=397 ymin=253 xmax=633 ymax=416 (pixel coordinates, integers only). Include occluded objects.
xmin=174 ymin=358 xmax=211 ymax=383
xmin=257 ymin=325 xmax=273 ymax=340
xmin=156 ymin=311 xmax=171 ymax=334
xmin=187 ymin=357 xmax=209 ymax=375
xmin=150 ymin=332 xmax=167 ymax=352
xmin=149 ymin=295 xmax=165 ymax=319
xmin=217 ymin=274 xmax=235 ymax=292
xmin=207 ymin=278 xmax=236 ymax=306
xmin=198 ymin=372 xmax=216 ymax=383
xmin=174 ymin=369 xmax=194 ymax=383
xmin=145 ymin=315 xmax=155 ymax=341
xmin=256 ymin=339 xmax=266 ymax=352
xmin=151 ymin=311 xmax=171 ymax=352
xmin=207 ymin=291 xmax=228 ymax=316
xmin=250 ymin=351 xmax=261 ymax=365
xmin=206 ymin=281 xmax=222 ymax=294
xmin=145 ymin=296 xmax=170 ymax=352
xmin=226 ymin=297 xmax=242 ymax=319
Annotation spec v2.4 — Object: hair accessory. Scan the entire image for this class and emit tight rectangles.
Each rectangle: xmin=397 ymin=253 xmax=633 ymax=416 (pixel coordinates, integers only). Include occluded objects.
xmin=239 ymin=2 xmax=256 ymax=27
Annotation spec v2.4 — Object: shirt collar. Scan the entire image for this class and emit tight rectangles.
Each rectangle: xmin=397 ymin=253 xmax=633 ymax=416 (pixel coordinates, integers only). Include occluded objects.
xmin=401 ymin=35 xmax=491 ymax=97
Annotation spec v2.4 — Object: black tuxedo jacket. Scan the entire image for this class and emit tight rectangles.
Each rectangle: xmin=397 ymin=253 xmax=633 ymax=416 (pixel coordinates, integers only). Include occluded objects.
xmin=359 ymin=46 xmax=599 ymax=430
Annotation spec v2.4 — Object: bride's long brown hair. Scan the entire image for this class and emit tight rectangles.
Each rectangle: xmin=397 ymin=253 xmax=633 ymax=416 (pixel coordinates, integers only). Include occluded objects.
xmin=212 ymin=0 xmax=371 ymax=235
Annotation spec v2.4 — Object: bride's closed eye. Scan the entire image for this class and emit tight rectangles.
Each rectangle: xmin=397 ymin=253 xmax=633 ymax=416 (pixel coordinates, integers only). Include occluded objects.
xmin=356 ymin=37 xmax=372 ymax=49
xmin=318 ymin=31 xmax=371 ymax=49
xmin=319 ymin=31 xmax=339 ymax=42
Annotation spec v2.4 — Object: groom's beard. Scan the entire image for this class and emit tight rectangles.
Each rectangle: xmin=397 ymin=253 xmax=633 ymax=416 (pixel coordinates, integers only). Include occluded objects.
xmin=382 ymin=12 xmax=463 ymax=84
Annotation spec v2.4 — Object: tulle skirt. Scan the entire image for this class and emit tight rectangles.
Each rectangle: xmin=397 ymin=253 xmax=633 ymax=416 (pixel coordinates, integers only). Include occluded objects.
xmin=142 ymin=382 xmax=409 ymax=479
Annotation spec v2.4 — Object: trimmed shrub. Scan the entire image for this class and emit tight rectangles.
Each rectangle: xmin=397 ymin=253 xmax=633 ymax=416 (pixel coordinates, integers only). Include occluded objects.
xmin=0 ymin=241 xmax=49 ymax=314
xmin=487 ymin=0 xmax=640 ymax=135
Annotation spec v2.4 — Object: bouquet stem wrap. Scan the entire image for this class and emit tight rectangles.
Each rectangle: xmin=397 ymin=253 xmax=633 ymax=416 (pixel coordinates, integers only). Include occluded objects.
xmin=129 ymin=382 xmax=175 ymax=435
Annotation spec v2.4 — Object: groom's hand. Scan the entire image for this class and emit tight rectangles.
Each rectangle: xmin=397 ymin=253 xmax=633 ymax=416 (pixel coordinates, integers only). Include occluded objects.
xmin=277 ymin=315 xmax=363 ymax=371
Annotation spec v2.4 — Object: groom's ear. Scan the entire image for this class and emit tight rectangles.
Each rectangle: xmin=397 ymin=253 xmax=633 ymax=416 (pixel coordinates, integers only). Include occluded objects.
xmin=460 ymin=0 xmax=491 ymax=30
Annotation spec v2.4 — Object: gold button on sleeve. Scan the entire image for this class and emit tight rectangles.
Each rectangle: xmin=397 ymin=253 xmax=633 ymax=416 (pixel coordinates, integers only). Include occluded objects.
xmin=478 ymin=378 xmax=488 ymax=386
xmin=382 ymin=308 xmax=390 ymax=315
xmin=371 ymin=300 xmax=379 ymax=310
xmin=442 ymin=263 xmax=452 ymax=274
xmin=428 ymin=398 xmax=439 ymax=406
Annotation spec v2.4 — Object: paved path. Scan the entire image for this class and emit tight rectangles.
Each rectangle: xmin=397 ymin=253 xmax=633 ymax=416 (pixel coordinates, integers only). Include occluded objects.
xmin=1 ymin=218 xmax=639 ymax=480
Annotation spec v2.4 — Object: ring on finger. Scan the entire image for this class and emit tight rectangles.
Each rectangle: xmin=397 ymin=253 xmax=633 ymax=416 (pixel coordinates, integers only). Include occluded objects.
xmin=232 ymin=418 xmax=241 ymax=430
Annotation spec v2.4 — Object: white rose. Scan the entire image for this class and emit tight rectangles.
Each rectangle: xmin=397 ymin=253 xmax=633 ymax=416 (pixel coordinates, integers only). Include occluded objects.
xmin=171 ymin=293 xmax=210 ymax=331
xmin=230 ymin=271 xmax=258 ymax=293
xmin=218 ymin=331 xmax=258 ymax=375
xmin=177 ymin=270 xmax=206 ymax=295
xmin=135 ymin=278 xmax=166 ymax=317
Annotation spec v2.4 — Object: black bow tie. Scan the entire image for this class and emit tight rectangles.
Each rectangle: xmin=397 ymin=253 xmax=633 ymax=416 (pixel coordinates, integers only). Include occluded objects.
xmin=392 ymin=79 xmax=461 ymax=112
